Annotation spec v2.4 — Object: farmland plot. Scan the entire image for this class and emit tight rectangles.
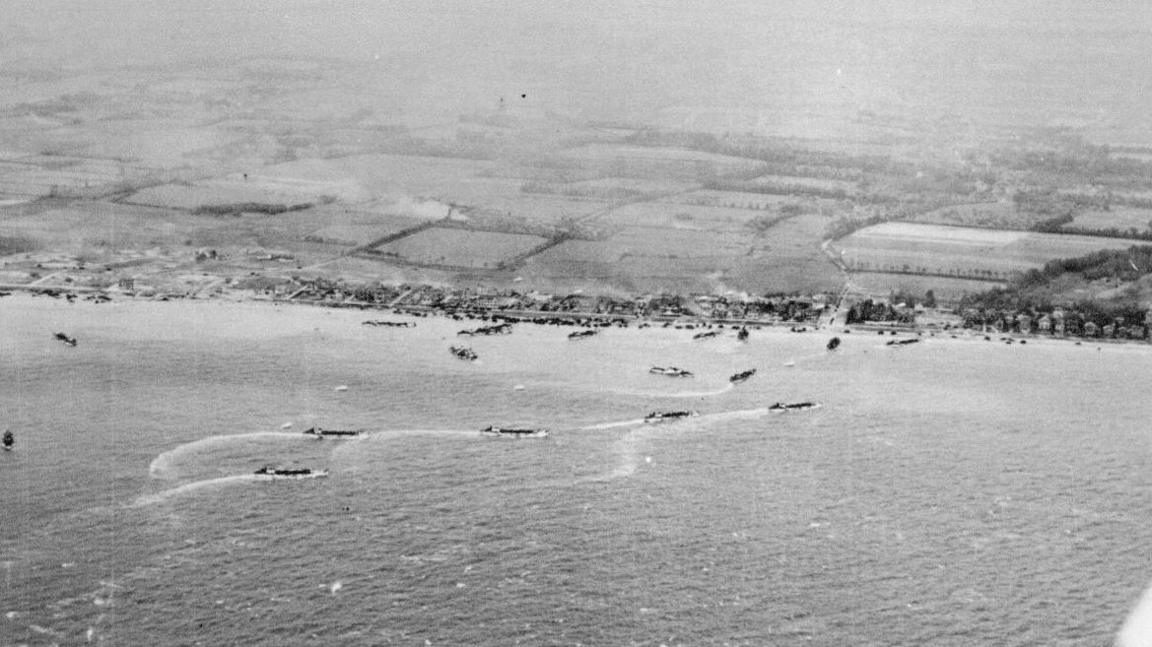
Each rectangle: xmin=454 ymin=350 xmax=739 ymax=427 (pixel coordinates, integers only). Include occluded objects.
xmin=374 ymin=228 xmax=547 ymax=268
xmin=1065 ymin=207 xmax=1152 ymax=234
xmin=838 ymin=222 xmax=1146 ymax=278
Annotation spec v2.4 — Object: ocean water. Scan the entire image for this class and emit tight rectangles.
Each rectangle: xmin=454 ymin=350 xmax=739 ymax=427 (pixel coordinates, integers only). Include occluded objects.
xmin=2 ymin=295 xmax=1151 ymax=646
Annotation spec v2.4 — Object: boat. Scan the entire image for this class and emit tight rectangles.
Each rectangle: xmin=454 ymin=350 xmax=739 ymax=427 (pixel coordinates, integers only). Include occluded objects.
xmin=768 ymin=401 xmax=820 ymax=412
xmin=458 ymin=323 xmax=512 ymax=336
xmin=450 ymin=345 xmax=478 ymax=361
xmin=643 ymin=410 xmax=698 ymax=423
xmin=53 ymin=332 xmax=77 ymax=347
xmin=568 ymin=329 xmax=598 ymax=340
xmin=827 ymin=337 xmax=841 ymax=350
xmin=729 ymin=368 xmax=757 ymax=384
xmin=737 ymin=327 xmax=749 ymax=341
xmin=362 ymin=320 xmax=415 ymax=328
xmin=2 ymin=430 xmax=13 ymax=451
xmin=254 ymin=466 xmax=329 ymax=478
xmin=649 ymin=366 xmax=693 ymax=378
xmin=480 ymin=426 xmax=549 ymax=438
xmin=302 ymin=427 xmax=363 ymax=439
xmin=886 ymin=338 xmax=919 ymax=346
xmin=693 ymin=330 xmax=720 ymax=340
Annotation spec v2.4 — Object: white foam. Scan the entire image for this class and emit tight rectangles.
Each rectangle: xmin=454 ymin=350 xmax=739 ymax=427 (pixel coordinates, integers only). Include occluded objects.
xmin=133 ymin=474 xmax=260 ymax=507
xmin=149 ymin=432 xmax=306 ymax=479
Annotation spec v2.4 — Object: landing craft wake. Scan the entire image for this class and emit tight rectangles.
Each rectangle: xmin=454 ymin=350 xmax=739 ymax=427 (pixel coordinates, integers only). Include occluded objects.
xmin=132 ymin=474 xmax=263 ymax=507
xmin=149 ymin=431 xmax=307 ymax=479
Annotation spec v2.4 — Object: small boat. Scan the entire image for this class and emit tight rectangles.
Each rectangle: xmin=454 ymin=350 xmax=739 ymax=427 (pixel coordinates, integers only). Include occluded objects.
xmin=450 ymin=345 xmax=478 ymax=361
xmin=254 ymin=466 xmax=329 ymax=478
xmin=334 ymin=385 xmax=349 ymax=392
xmin=885 ymin=338 xmax=919 ymax=346
xmin=768 ymin=401 xmax=820 ymax=412
xmin=643 ymin=410 xmax=698 ymax=423
xmin=737 ymin=327 xmax=749 ymax=341
xmin=2 ymin=430 xmax=13 ymax=451
xmin=458 ymin=323 xmax=512 ymax=336
xmin=362 ymin=320 xmax=415 ymax=328
xmin=693 ymin=330 xmax=720 ymax=340
xmin=53 ymin=332 xmax=77 ymax=347
xmin=302 ymin=427 xmax=363 ymax=439
xmin=649 ymin=366 xmax=693 ymax=378
xmin=729 ymin=368 xmax=757 ymax=384
xmin=827 ymin=337 xmax=841 ymax=350
xmin=480 ymin=426 xmax=549 ymax=438
xmin=568 ymin=329 xmax=598 ymax=340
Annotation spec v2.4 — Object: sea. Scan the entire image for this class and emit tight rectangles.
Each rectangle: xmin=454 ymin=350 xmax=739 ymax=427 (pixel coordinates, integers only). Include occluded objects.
xmin=2 ymin=295 xmax=1151 ymax=646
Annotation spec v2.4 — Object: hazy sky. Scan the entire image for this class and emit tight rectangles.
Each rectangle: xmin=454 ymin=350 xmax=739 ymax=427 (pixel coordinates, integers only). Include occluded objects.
xmin=4 ymin=2 xmax=1152 ymax=134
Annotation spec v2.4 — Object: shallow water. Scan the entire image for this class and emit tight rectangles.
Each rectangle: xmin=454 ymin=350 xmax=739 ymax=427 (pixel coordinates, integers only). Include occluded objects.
xmin=2 ymin=296 xmax=1151 ymax=645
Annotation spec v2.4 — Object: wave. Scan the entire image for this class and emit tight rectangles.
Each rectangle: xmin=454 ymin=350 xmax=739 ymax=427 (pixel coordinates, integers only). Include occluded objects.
xmin=132 ymin=474 xmax=261 ymax=507
xmin=149 ymin=431 xmax=307 ymax=479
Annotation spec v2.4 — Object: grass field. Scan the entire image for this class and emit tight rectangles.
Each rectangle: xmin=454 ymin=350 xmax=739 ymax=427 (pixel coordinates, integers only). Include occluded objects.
xmin=911 ymin=202 xmax=1042 ymax=230
xmin=374 ymin=227 xmax=547 ymax=268
xmin=848 ymin=273 xmax=1005 ymax=303
xmin=838 ymin=222 xmax=1146 ymax=278
xmin=1065 ymin=207 xmax=1152 ymax=234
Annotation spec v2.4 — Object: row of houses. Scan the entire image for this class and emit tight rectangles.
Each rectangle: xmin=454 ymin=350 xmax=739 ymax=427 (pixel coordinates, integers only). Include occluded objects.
xmin=960 ymin=308 xmax=1152 ymax=340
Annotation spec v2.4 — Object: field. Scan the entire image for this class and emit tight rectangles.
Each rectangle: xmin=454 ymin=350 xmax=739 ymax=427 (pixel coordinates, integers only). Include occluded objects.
xmin=838 ymin=222 xmax=1146 ymax=279
xmin=374 ymin=228 xmax=547 ymax=268
xmin=600 ymin=201 xmax=774 ymax=233
xmin=912 ymin=202 xmax=1042 ymax=230
xmin=520 ymin=212 xmax=841 ymax=295
xmin=848 ymin=273 xmax=1006 ymax=304
xmin=1065 ymin=207 xmax=1152 ymax=234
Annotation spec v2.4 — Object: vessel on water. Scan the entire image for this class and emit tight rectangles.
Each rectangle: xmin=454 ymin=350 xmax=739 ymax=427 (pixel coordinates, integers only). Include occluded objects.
xmin=737 ymin=327 xmax=749 ymax=341
xmin=729 ymin=368 xmax=757 ymax=384
xmin=568 ymin=329 xmax=598 ymax=340
xmin=459 ymin=323 xmax=512 ymax=336
xmin=480 ymin=426 xmax=549 ymax=438
xmin=643 ymin=410 xmax=698 ymax=423
xmin=450 ymin=345 xmax=478 ymax=361
xmin=2 ymin=430 xmax=13 ymax=451
xmin=302 ymin=427 xmax=363 ymax=439
xmin=254 ymin=466 xmax=329 ymax=478
xmin=886 ymin=338 xmax=919 ymax=346
xmin=362 ymin=320 xmax=415 ymax=328
xmin=769 ymin=401 xmax=820 ymax=412
xmin=650 ymin=366 xmax=693 ymax=378
xmin=827 ymin=337 xmax=841 ymax=350
xmin=53 ymin=332 xmax=77 ymax=347
xmin=693 ymin=330 xmax=720 ymax=340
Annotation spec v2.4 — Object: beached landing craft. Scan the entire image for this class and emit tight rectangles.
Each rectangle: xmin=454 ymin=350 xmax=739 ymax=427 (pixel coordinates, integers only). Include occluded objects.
xmin=53 ymin=332 xmax=77 ymax=347
xmin=450 ymin=345 xmax=478 ymax=361
xmin=729 ymin=368 xmax=757 ymax=384
xmin=737 ymin=327 xmax=749 ymax=341
xmin=827 ymin=337 xmax=841 ymax=350
xmin=568 ymin=329 xmax=598 ymax=340
xmin=768 ymin=401 xmax=820 ymax=412
xmin=643 ymin=410 xmax=699 ymax=423
xmin=362 ymin=320 xmax=415 ymax=328
xmin=302 ymin=427 xmax=363 ymax=439
xmin=254 ymin=466 xmax=329 ymax=478
xmin=480 ymin=426 xmax=549 ymax=439
xmin=650 ymin=366 xmax=694 ymax=378
xmin=693 ymin=330 xmax=720 ymax=340
xmin=886 ymin=338 xmax=919 ymax=346
xmin=2 ymin=430 xmax=13 ymax=451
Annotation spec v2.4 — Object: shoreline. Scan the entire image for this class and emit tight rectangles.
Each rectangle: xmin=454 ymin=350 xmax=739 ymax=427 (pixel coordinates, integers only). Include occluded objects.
xmin=4 ymin=280 xmax=1150 ymax=351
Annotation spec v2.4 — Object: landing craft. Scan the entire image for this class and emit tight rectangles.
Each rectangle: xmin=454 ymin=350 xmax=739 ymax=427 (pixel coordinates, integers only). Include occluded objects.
xmin=729 ymin=368 xmax=756 ymax=384
xmin=2 ymin=430 xmax=13 ymax=451
xmin=53 ymin=332 xmax=77 ymax=347
xmin=254 ymin=466 xmax=328 ymax=478
xmin=650 ymin=366 xmax=693 ymax=378
xmin=827 ymin=336 xmax=841 ymax=350
xmin=480 ymin=426 xmax=549 ymax=438
xmin=643 ymin=410 xmax=698 ymax=423
xmin=302 ymin=427 xmax=363 ymax=439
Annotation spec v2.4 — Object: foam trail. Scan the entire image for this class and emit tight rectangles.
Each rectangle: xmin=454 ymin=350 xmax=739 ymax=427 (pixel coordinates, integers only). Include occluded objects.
xmin=133 ymin=474 xmax=261 ymax=507
xmin=610 ymin=383 xmax=735 ymax=399
xmin=576 ymin=427 xmax=644 ymax=484
xmin=1119 ymin=578 xmax=1152 ymax=647
xmin=361 ymin=429 xmax=477 ymax=440
xmin=149 ymin=432 xmax=307 ymax=479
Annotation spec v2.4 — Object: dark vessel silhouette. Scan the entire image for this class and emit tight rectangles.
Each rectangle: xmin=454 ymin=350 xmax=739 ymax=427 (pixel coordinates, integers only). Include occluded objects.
xmin=53 ymin=332 xmax=77 ymax=347
xmin=450 ymin=345 xmax=478 ymax=361
xmin=737 ymin=327 xmax=749 ymax=341
xmin=302 ymin=427 xmax=363 ymax=439
xmin=480 ymin=426 xmax=549 ymax=438
xmin=650 ymin=366 xmax=693 ymax=377
xmin=568 ymin=329 xmax=598 ymax=340
xmin=729 ymin=368 xmax=757 ymax=384
xmin=643 ymin=410 xmax=698 ymax=423
xmin=2 ymin=430 xmax=13 ymax=451
xmin=254 ymin=466 xmax=329 ymax=478
xmin=769 ymin=401 xmax=820 ymax=412
xmin=827 ymin=337 xmax=841 ymax=350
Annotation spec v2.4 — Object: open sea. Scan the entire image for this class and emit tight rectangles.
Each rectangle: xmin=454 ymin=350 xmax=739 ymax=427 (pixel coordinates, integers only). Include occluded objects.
xmin=2 ymin=295 xmax=1151 ymax=646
